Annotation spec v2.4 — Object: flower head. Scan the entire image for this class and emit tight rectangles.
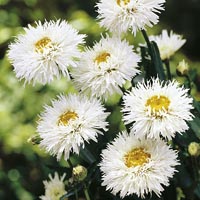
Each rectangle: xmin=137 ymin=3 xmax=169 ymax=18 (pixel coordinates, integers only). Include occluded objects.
xmin=99 ymin=132 xmax=179 ymax=198
xmin=40 ymin=172 xmax=66 ymax=200
xmin=71 ymin=35 xmax=140 ymax=100
xmin=122 ymin=78 xmax=193 ymax=140
xmin=96 ymin=0 xmax=165 ymax=34
xmin=37 ymin=94 xmax=109 ymax=160
xmin=8 ymin=20 xmax=85 ymax=85
xmin=149 ymin=30 xmax=186 ymax=60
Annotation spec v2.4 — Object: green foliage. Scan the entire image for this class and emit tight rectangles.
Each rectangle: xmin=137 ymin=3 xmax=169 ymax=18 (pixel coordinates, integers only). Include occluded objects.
xmin=0 ymin=0 xmax=200 ymax=200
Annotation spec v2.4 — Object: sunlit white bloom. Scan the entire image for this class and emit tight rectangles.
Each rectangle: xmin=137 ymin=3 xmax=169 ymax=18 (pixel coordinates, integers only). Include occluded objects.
xmin=71 ymin=35 xmax=140 ymax=100
xmin=38 ymin=94 xmax=109 ymax=160
xmin=149 ymin=30 xmax=186 ymax=60
xmin=96 ymin=0 xmax=165 ymax=34
xmin=8 ymin=20 xmax=85 ymax=85
xmin=122 ymin=78 xmax=193 ymax=140
xmin=100 ymin=132 xmax=179 ymax=198
xmin=40 ymin=172 xmax=66 ymax=200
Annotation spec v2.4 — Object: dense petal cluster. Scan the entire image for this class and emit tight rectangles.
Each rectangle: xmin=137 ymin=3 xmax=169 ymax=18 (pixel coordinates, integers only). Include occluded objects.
xmin=99 ymin=132 xmax=179 ymax=198
xmin=149 ymin=30 xmax=186 ymax=60
xmin=8 ymin=20 xmax=85 ymax=85
xmin=96 ymin=0 xmax=165 ymax=34
xmin=122 ymin=78 xmax=193 ymax=140
xmin=37 ymin=94 xmax=109 ymax=160
xmin=40 ymin=172 xmax=66 ymax=200
xmin=71 ymin=35 xmax=140 ymax=100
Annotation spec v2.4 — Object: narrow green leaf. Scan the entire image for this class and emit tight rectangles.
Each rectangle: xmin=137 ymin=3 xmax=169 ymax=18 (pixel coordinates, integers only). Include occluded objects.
xmin=140 ymin=46 xmax=153 ymax=79
xmin=195 ymin=183 xmax=200 ymax=198
xmin=150 ymin=41 xmax=166 ymax=81
xmin=193 ymin=98 xmax=200 ymax=114
xmin=188 ymin=117 xmax=200 ymax=138
xmin=79 ymin=147 xmax=96 ymax=164
xmin=60 ymin=183 xmax=83 ymax=200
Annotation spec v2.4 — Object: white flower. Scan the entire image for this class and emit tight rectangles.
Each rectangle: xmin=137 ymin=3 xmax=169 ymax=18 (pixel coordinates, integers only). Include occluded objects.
xmin=96 ymin=0 xmax=165 ymax=34
xmin=99 ymin=132 xmax=179 ymax=198
xmin=71 ymin=35 xmax=140 ymax=100
xmin=149 ymin=30 xmax=186 ymax=60
xmin=122 ymin=78 xmax=193 ymax=140
xmin=8 ymin=20 xmax=85 ymax=85
xmin=40 ymin=172 xmax=66 ymax=200
xmin=37 ymin=94 xmax=109 ymax=160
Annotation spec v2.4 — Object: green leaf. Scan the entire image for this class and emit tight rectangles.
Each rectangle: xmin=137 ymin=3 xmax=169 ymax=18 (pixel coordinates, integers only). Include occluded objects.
xmin=194 ymin=183 xmax=200 ymax=198
xmin=60 ymin=183 xmax=83 ymax=200
xmin=150 ymin=41 xmax=166 ymax=81
xmin=193 ymin=99 xmax=200 ymax=114
xmin=177 ymin=164 xmax=193 ymax=188
xmin=140 ymin=46 xmax=153 ymax=79
xmin=79 ymin=147 xmax=96 ymax=164
xmin=188 ymin=117 xmax=200 ymax=138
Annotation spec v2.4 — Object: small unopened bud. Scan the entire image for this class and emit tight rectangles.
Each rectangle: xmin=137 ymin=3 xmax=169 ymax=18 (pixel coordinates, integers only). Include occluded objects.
xmin=188 ymin=142 xmax=200 ymax=157
xmin=27 ymin=135 xmax=41 ymax=145
xmin=72 ymin=165 xmax=87 ymax=182
xmin=176 ymin=60 xmax=189 ymax=76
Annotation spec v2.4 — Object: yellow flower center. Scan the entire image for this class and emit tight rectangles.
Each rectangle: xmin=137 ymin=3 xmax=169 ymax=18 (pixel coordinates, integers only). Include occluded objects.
xmin=58 ymin=111 xmax=78 ymax=126
xmin=124 ymin=148 xmax=151 ymax=168
xmin=35 ymin=37 xmax=52 ymax=53
xmin=94 ymin=52 xmax=111 ymax=64
xmin=146 ymin=95 xmax=170 ymax=113
xmin=117 ymin=0 xmax=130 ymax=6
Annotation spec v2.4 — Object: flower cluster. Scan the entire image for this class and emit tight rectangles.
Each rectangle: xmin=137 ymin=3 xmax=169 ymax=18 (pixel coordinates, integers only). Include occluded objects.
xmin=7 ymin=0 xmax=197 ymax=199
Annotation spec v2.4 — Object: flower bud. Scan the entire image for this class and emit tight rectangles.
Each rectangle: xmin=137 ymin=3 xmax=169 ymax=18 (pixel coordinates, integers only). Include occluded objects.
xmin=27 ymin=135 xmax=41 ymax=145
xmin=188 ymin=142 xmax=200 ymax=157
xmin=72 ymin=165 xmax=87 ymax=182
xmin=176 ymin=60 xmax=189 ymax=76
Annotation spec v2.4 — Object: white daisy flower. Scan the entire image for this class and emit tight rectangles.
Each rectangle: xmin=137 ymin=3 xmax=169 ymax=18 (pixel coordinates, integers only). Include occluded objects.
xmin=122 ymin=78 xmax=193 ymax=140
xmin=40 ymin=172 xmax=66 ymax=200
xmin=37 ymin=94 xmax=109 ymax=160
xmin=149 ymin=30 xmax=186 ymax=60
xmin=96 ymin=0 xmax=165 ymax=34
xmin=71 ymin=35 xmax=140 ymax=100
xmin=99 ymin=132 xmax=179 ymax=198
xmin=8 ymin=20 xmax=85 ymax=85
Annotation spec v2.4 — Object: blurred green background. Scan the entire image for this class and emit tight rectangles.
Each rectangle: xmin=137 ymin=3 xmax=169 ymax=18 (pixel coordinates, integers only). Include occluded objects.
xmin=0 ymin=0 xmax=200 ymax=199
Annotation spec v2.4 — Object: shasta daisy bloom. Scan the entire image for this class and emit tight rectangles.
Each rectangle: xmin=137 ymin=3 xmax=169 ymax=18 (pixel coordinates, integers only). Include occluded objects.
xmin=40 ymin=172 xmax=66 ymax=200
xmin=96 ymin=0 xmax=165 ymax=35
xmin=37 ymin=94 xmax=109 ymax=160
xmin=99 ymin=132 xmax=179 ymax=198
xmin=149 ymin=30 xmax=186 ymax=60
xmin=71 ymin=35 xmax=140 ymax=100
xmin=122 ymin=78 xmax=193 ymax=140
xmin=8 ymin=20 xmax=85 ymax=85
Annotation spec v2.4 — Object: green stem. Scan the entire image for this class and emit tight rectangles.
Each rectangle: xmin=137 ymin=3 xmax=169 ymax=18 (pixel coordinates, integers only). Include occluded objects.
xmin=83 ymin=184 xmax=91 ymax=200
xmin=164 ymin=59 xmax=172 ymax=80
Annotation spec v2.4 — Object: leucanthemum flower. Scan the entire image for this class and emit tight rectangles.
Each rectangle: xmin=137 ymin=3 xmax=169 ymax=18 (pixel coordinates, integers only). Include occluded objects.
xmin=96 ymin=0 xmax=165 ymax=34
xmin=37 ymin=94 xmax=109 ymax=160
xmin=40 ymin=172 xmax=66 ymax=200
xmin=149 ymin=30 xmax=186 ymax=60
xmin=122 ymin=78 xmax=193 ymax=140
xmin=8 ymin=20 xmax=85 ymax=85
xmin=71 ymin=35 xmax=140 ymax=100
xmin=99 ymin=132 xmax=179 ymax=198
